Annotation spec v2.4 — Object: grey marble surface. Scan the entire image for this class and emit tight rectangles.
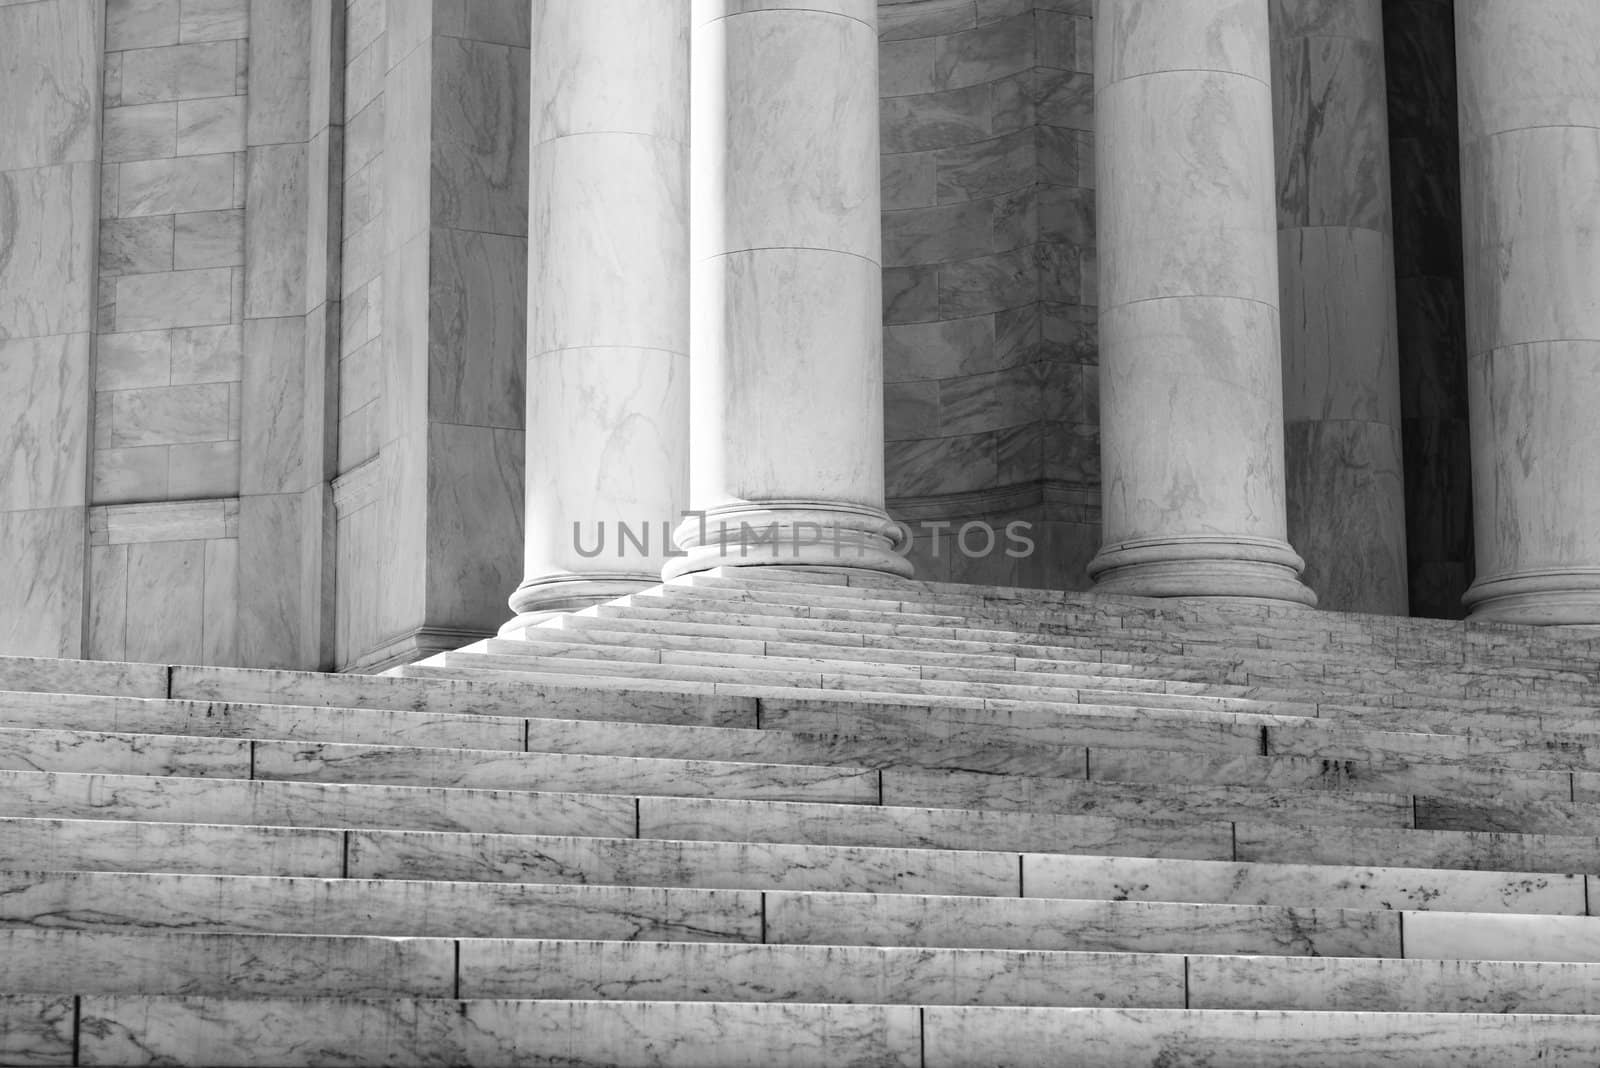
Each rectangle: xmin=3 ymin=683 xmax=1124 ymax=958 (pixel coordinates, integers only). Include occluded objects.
xmin=0 ymin=868 xmax=763 ymax=941
xmin=76 ymin=996 xmax=921 ymax=1068
xmin=0 ymin=768 xmax=637 ymax=839
xmin=0 ymin=927 xmax=456 ymax=997
xmin=460 ymin=939 xmax=1184 ymax=1008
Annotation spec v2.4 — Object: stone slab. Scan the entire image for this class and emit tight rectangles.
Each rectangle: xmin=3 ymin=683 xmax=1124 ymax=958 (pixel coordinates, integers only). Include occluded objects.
xmin=764 ymin=891 xmax=1401 ymax=957
xmin=0 ymin=689 xmax=524 ymax=752
xmin=0 ymin=769 xmax=636 ymax=838
xmin=1022 ymin=853 xmax=1584 ymax=914
xmin=1188 ymin=954 xmax=1600 ymax=1014
xmin=0 ymin=655 xmax=168 ymax=699
xmin=0 ymin=726 xmax=249 ymax=777
xmin=1404 ymin=911 xmax=1600 ymax=964
xmin=169 ymin=664 xmax=757 ymax=726
xmin=919 ymin=1006 xmax=1600 ymax=1066
xmin=251 ymin=740 xmax=879 ymax=804
xmin=0 ymin=816 xmax=342 ymax=878
xmin=347 ymin=829 xmax=1018 ymax=897
xmin=0 ymin=869 xmax=762 ymax=941
xmin=639 ymin=795 xmax=1235 ymax=860
xmin=458 ymin=939 xmax=1186 ymax=1007
xmin=0 ymin=994 xmax=72 ymax=1066
xmin=76 ymin=996 xmax=922 ymax=1068
xmin=882 ymin=767 xmax=1413 ymax=830
xmin=0 ymin=928 xmax=455 ymax=997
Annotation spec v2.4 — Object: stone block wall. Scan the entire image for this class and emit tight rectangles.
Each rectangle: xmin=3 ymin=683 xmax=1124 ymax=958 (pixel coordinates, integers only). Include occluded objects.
xmin=877 ymin=0 xmax=1100 ymax=590
xmin=94 ymin=0 xmax=248 ymax=504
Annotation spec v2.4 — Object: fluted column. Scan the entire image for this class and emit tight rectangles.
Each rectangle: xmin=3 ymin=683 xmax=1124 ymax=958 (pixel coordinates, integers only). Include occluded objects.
xmin=1458 ymin=2 xmax=1600 ymax=624
xmin=665 ymin=0 xmax=911 ymax=578
xmin=506 ymin=1 xmax=690 ymax=628
xmin=1089 ymin=0 xmax=1315 ymax=605
xmin=1272 ymin=0 xmax=1408 ymax=614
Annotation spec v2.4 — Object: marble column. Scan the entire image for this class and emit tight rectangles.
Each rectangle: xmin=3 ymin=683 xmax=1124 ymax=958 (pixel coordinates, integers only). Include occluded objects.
xmin=665 ymin=0 xmax=911 ymax=578
xmin=505 ymin=0 xmax=690 ymax=627
xmin=1272 ymin=0 xmax=1408 ymax=614
xmin=1457 ymin=2 xmax=1600 ymax=624
xmin=1088 ymin=0 xmax=1315 ymax=605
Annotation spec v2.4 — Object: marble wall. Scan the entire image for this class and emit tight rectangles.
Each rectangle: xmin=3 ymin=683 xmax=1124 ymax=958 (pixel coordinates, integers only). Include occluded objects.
xmin=1383 ymin=0 xmax=1474 ymax=618
xmin=878 ymin=0 xmax=1100 ymax=589
xmin=332 ymin=0 xmax=527 ymax=671
xmin=0 ymin=0 xmax=102 ymax=657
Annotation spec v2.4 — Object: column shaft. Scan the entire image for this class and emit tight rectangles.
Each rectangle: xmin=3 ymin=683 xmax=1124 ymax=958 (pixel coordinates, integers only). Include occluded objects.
xmin=1272 ymin=0 xmax=1408 ymax=614
xmin=667 ymin=0 xmax=910 ymax=577
xmin=507 ymin=1 xmax=690 ymax=626
xmin=1458 ymin=1 xmax=1600 ymax=623
xmin=1089 ymin=0 xmax=1315 ymax=605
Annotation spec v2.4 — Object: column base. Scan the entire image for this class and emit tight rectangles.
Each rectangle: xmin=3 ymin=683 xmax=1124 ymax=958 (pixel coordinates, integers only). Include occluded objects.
xmin=1088 ymin=535 xmax=1317 ymax=606
xmin=1463 ymin=568 xmax=1600 ymax=625
xmin=501 ymin=573 xmax=658 ymax=636
xmin=662 ymin=502 xmax=915 ymax=580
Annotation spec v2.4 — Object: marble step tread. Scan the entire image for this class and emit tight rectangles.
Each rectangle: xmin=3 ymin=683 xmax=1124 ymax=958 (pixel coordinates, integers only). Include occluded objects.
xmin=0 ymin=816 xmax=1020 ymax=898
xmin=582 ymin=602 xmax=1600 ymax=717
xmin=0 ymin=654 xmax=168 ymax=700
xmin=423 ymin=938 xmax=1600 ymax=1016
xmin=477 ymin=635 xmax=1296 ymax=705
xmin=634 ymin=584 xmax=973 ymax=625
xmin=12 ymin=766 xmax=1600 ymax=879
xmin=167 ymin=663 xmax=757 ymax=725
xmin=11 ymin=814 xmax=1585 ymax=915
xmin=0 ymin=769 xmax=1236 ymax=861
xmin=0 ymin=726 xmax=881 ymax=804
xmin=17 ymin=684 xmax=1584 ymax=797
xmin=643 ymin=795 xmax=1600 ymax=878
xmin=669 ymin=578 xmax=1600 ymax=692
xmin=760 ymin=692 xmax=1600 ymax=775
xmin=12 ymin=996 xmax=1600 ymax=1068
xmin=11 ymin=929 xmax=1600 ymax=1018
xmin=0 ymin=721 xmax=1467 ymax=836
xmin=552 ymin=609 xmax=1244 ymax=679
xmin=0 ymin=869 xmax=1408 ymax=958
xmin=431 ymin=648 xmax=1308 ymax=718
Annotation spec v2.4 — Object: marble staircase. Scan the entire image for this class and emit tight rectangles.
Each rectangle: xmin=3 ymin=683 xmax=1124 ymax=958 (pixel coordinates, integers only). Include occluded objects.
xmin=4 ymin=569 xmax=1600 ymax=1063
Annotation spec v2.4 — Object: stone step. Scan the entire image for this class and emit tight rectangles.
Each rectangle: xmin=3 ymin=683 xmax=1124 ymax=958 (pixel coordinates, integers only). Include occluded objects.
xmin=577 ymin=600 xmax=1600 ymax=721
xmin=550 ymin=609 xmax=1229 ymax=679
xmin=13 ymin=928 xmax=1600 ymax=1017
xmin=0 ymin=816 xmax=344 ymax=878
xmin=0 ymin=769 xmax=1228 ymax=861
xmin=21 ymin=812 xmax=1574 ymax=915
xmin=672 ymin=574 xmax=1600 ymax=693
xmin=8 ymin=763 xmax=1600 ymax=879
xmin=0 ymin=769 xmax=638 ymax=838
xmin=879 ymin=766 xmax=1414 ymax=830
xmin=0 ymin=928 xmax=457 ymax=998
xmin=0 ymin=654 xmax=168 ymax=699
xmin=463 ymin=939 xmax=1600 ymax=1016
xmin=484 ymin=634 xmax=1290 ymax=704
xmin=12 ymin=994 xmax=1600 ymax=1067
xmin=0 ymin=726 xmax=880 ymax=804
xmin=19 ymin=684 xmax=1582 ymax=799
xmin=640 ymin=794 xmax=1600 ymax=877
xmin=168 ymin=663 xmax=757 ymax=725
xmin=636 ymin=583 xmax=972 ymax=625
xmin=914 ymin=1006 xmax=1600 ymax=1066
xmin=0 ymin=816 xmax=1020 ymax=898
xmin=434 ymin=647 xmax=1304 ymax=718
xmin=0 ymin=869 xmax=1402 ymax=958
